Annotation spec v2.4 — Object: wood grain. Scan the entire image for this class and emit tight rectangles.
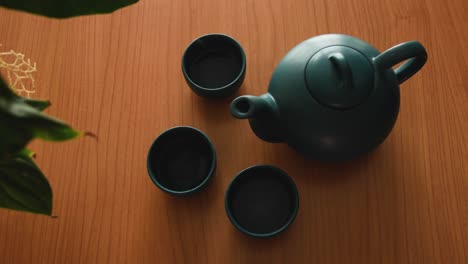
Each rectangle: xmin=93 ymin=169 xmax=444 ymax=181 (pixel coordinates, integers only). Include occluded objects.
xmin=0 ymin=0 xmax=467 ymax=263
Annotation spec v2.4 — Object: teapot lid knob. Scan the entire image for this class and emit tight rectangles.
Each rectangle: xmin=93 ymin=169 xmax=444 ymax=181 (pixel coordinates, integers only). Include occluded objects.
xmin=305 ymin=46 xmax=374 ymax=109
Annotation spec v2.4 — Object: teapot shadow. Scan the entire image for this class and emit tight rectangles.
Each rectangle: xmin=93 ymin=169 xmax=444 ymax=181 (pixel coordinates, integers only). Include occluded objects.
xmin=270 ymin=142 xmax=383 ymax=183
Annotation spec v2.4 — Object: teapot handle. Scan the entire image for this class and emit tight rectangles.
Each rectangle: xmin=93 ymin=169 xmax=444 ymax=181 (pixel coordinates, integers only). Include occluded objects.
xmin=374 ymin=41 xmax=427 ymax=85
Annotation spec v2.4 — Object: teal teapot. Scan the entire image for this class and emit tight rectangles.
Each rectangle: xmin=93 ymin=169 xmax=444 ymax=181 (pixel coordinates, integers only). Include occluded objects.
xmin=230 ymin=34 xmax=427 ymax=161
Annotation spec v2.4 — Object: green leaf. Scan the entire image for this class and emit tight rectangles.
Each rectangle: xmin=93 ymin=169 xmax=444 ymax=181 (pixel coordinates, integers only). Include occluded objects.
xmin=19 ymin=148 xmax=35 ymax=158
xmin=0 ymin=75 xmax=50 ymax=111
xmin=0 ymin=75 xmax=82 ymax=156
xmin=0 ymin=0 xmax=139 ymax=18
xmin=0 ymin=151 xmax=52 ymax=215
xmin=24 ymin=99 xmax=51 ymax=111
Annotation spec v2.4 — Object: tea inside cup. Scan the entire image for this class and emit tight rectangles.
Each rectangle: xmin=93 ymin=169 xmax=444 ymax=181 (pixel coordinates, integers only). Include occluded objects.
xmin=225 ymin=165 xmax=299 ymax=237
xmin=182 ymin=34 xmax=246 ymax=98
xmin=147 ymin=126 xmax=216 ymax=195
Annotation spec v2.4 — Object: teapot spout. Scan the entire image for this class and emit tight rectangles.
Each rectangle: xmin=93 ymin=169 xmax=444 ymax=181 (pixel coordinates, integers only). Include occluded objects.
xmin=230 ymin=94 xmax=271 ymax=119
xmin=230 ymin=94 xmax=284 ymax=143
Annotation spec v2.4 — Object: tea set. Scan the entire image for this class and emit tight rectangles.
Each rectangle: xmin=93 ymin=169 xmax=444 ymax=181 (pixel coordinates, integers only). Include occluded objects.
xmin=147 ymin=33 xmax=428 ymax=238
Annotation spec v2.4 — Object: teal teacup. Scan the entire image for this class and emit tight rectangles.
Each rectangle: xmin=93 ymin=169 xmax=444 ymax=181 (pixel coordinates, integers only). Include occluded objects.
xmin=147 ymin=126 xmax=216 ymax=196
xmin=182 ymin=34 xmax=246 ymax=98
xmin=225 ymin=165 xmax=299 ymax=237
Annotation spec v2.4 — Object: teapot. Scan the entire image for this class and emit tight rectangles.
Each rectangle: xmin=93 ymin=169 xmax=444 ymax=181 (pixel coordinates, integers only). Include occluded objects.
xmin=230 ymin=34 xmax=427 ymax=161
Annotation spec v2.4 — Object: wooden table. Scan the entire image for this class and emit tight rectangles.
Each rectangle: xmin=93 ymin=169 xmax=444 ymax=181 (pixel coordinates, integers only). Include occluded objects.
xmin=0 ymin=0 xmax=467 ymax=263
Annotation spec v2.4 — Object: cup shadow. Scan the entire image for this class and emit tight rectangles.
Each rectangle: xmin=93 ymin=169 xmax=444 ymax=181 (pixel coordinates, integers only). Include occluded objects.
xmin=147 ymin=172 xmax=222 ymax=263
xmin=194 ymin=84 xmax=250 ymax=140
xmin=225 ymin=211 xmax=300 ymax=262
xmin=195 ymin=84 xmax=247 ymax=120
xmin=162 ymin=168 xmax=221 ymax=213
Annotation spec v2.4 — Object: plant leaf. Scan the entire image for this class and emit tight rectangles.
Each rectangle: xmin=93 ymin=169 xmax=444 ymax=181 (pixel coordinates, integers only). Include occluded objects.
xmin=0 ymin=151 xmax=52 ymax=215
xmin=0 ymin=75 xmax=82 ymax=156
xmin=23 ymin=99 xmax=51 ymax=111
xmin=19 ymin=148 xmax=35 ymax=158
xmin=0 ymin=0 xmax=139 ymax=18
xmin=0 ymin=74 xmax=51 ymax=111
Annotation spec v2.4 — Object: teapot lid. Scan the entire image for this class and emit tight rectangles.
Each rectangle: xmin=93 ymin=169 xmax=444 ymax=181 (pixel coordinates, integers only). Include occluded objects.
xmin=305 ymin=46 xmax=374 ymax=109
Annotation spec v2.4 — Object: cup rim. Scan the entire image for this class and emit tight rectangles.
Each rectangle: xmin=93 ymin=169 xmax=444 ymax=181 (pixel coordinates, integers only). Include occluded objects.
xmin=146 ymin=126 xmax=217 ymax=195
xmin=224 ymin=165 xmax=300 ymax=238
xmin=181 ymin=33 xmax=247 ymax=92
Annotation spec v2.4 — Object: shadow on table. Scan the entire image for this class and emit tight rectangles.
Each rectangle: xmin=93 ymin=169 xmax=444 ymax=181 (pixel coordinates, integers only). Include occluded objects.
xmin=194 ymin=83 xmax=248 ymax=124
xmin=151 ymin=169 xmax=223 ymax=262
xmin=223 ymin=140 xmax=411 ymax=263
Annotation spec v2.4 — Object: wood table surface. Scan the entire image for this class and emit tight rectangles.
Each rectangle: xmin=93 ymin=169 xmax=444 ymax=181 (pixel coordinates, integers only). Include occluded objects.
xmin=0 ymin=0 xmax=467 ymax=263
